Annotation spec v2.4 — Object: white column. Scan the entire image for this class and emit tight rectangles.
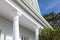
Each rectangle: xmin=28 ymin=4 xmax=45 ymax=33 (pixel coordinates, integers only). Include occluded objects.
xmin=1 ymin=32 xmax=4 ymax=40
xmin=13 ymin=14 xmax=20 ymax=40
xmin=35 ymin=27 xmax=39 ymax=40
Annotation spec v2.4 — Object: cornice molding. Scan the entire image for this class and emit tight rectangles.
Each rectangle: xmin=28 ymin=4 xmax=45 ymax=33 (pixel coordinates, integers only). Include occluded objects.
xmin=5 ymin=0 xmax=53 ymax=29
xmin=13 ymin=0 xmax=47 ymax=27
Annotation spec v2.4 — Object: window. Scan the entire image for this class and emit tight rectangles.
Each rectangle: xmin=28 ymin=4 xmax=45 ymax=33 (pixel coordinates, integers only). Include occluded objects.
xmin=21 ymin=36 xmax=28 ymax=40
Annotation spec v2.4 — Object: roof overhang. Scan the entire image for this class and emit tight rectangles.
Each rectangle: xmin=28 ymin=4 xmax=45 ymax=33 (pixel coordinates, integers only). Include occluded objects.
xmin=5 ymin=0 xmax=53 ymax=29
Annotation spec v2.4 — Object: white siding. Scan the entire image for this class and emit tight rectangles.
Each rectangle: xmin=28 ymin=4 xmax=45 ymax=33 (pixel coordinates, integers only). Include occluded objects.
xmin=0 ymin=17 xmax=35 ymax=40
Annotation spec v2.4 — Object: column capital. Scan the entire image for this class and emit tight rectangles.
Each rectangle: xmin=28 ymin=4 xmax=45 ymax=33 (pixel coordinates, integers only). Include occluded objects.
xmin=17 ymin=11 xmax=22 ymax=16
xmin=13 ymin=11 xmax=22 ymax=19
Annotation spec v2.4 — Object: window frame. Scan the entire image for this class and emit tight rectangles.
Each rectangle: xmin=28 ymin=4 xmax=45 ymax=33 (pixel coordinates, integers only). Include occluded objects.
xmin=21 ymin=36 xmax=28 ymax=40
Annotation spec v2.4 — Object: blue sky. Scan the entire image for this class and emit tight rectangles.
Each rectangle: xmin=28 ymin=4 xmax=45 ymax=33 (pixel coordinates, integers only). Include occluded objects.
xmin=38 ymin=0 xmax=60 ymax=15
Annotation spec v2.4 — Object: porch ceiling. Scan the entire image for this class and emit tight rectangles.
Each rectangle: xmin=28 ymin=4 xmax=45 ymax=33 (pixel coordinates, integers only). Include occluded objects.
xmin=0 ymin=0 xmax=37 ymax=32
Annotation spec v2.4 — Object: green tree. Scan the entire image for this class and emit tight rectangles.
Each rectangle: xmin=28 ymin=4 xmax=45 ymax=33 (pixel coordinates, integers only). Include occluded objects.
xmin=39 ymin=27 xmax=60 ymax=40
xmin=43 ymin=12 xmax=60 ymax=27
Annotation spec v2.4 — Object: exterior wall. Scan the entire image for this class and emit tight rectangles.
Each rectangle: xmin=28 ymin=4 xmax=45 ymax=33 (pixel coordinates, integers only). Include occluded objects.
xmin=0 ymin=17 xmax=35 ymax=40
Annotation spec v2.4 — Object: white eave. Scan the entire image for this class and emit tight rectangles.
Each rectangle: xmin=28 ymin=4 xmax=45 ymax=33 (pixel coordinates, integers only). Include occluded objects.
xmin=5 ymin=0 xmax=53 ymax=29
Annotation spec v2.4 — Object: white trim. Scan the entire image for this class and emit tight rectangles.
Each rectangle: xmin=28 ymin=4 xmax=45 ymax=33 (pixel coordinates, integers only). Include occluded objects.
xmin=36 ymin=0 xmax=41 ymax=14
xmin=5 ymin=0 xmax=44 ymax=29
xmin=5 ymin=0 xmax=53 ymax=29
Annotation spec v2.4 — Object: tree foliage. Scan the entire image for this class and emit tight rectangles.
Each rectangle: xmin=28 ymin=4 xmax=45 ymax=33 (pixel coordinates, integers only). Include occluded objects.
xmin=43 ymin=12 xmax=60 ymax=27
xmin=39 ymin=27 xmax=60 ymax=40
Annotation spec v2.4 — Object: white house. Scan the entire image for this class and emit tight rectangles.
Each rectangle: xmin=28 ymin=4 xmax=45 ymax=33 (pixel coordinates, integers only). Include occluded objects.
xmin=0 ymin=0 xmax=53 ymax=40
